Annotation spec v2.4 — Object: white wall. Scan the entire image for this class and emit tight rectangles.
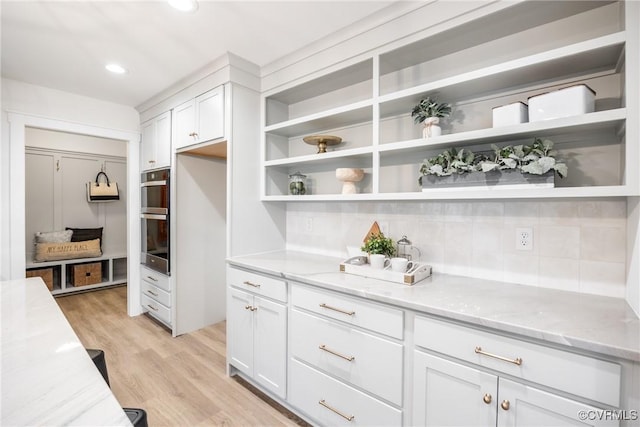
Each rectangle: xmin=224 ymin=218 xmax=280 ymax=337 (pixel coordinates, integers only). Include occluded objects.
xmin=287 ymin=199 xmax=628 ymax=299
xmin=1 ymin=78 xmax=141 ymax=314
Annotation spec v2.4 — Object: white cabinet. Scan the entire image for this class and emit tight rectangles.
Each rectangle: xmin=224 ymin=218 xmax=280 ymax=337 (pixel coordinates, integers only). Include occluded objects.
xmin=412 ymin=315 xmax=621 ymax=427
xmin=261 ymin=1 xmax=637 ymax=200
xmin=140 ymin=111 xmax=171 ymax=171
xmin=413 ymin=351 xmax=618 ymax=427
xmin=289 ymin=283 xmax=404 ymax=425
xmin=140 ymin=265 xmax=172 ymax=327
xmin=173 ymin=86 xmax=224 ymax=150
xmin=227 ymin=267 xmax=287 ymax=399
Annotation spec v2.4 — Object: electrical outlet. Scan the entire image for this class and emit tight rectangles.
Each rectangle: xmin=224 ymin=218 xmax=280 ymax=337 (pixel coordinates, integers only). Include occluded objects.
xmin=305 ymin=217 xmax=313 ymax=232
xmin=516 ymin=227 xmax=533 ymax=251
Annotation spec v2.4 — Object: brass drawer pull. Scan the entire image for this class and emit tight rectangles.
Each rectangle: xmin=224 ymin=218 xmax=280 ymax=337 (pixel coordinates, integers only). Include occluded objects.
xmin=319 ymin=344 xmax=355 ymax=362
xmin=146 ymin=290 xmax=158 ymax=297
xmin=483 ymin=393 xmax=492 ymax=404
xmin=146 ymin=304 xmax=158 ymax=311
xmin=475 ymin=346 xmax=522 ymax=366
xmin=244 ymin=305 xmax=257 ymax=311
xmin=319 ymin=303 xmax=355 ymax=316
xmin=243 ymin=281 xmax=260 ymax=288
xmin=501 ymin=400 xmax=510 ymax=411
xmin=318 ymin=399 xmax=354 ymax=421
xmin=146 ymin=275 xmax=158 ymax=282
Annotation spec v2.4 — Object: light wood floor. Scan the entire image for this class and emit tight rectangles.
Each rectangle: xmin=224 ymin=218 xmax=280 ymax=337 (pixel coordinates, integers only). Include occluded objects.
xmin=56 ymin=285 xmax=309 ymax=427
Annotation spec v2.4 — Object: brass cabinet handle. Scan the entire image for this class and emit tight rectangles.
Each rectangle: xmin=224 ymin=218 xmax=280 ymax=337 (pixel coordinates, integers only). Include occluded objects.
xmin=189 ymin=132 xmax=199 ymax=138
xmin=318 ymin=399 xmax=354 ymax=421
xmin=483 ymin=393 xmax=492 ymax=404
xmin=319 ymin=303 xmax=355 ymax=316
xmin=146 ymin=275 xmax=158 ymax=282
xmin=244 ymin=305 xmax=257 ymax=311
xmin=148 ymin=160 xmax=155 ymax=164
xmin=146 ymin=290 xmax=158 ymax=297
xmin=475 ymin=346 xmax=522 ymax=366
xmin=146 ymin=304 xmax=158 ymax=311
xmin=501 ymin=400 xmax=510 ymax=411
xmin=243 ymin=281 xmax=260 ymax=288
xmin=319 ymin=344 xmax=355 ymax=362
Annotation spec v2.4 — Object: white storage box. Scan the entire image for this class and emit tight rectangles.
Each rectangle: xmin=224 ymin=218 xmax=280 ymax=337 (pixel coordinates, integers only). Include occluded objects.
xmin=528 ymin=84 xmax=595 ymax=122
xmin=492 ymin=102 xmax=528 ymax=127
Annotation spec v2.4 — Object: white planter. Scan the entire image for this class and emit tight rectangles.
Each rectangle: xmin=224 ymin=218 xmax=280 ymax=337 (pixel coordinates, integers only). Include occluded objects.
xmin=528 ymin=84 xmax=595 ymax=122
xmin=422 ymin=117 xmax=441 ymax=138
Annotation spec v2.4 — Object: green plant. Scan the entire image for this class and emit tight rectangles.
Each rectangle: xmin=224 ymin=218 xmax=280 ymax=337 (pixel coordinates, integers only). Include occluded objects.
xmin=418 ymin=147 xmax=478 ymax=184
xmin=478 ymin=144 xmax=525 ymax=172
xmin=411 ymin=97 xmax=452 ymax=124
xmin=361 ymin=233 xmax=396 ymax=257
xmin=520 ymin=138 xmax=568 ymax=178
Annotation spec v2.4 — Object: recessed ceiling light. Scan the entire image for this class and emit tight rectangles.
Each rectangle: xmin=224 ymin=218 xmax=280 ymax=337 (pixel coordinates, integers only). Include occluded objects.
xmin=168 ymin=0 xmax=198 ymax=12
xmin=105 ymin=63 xmax=127 ymax=74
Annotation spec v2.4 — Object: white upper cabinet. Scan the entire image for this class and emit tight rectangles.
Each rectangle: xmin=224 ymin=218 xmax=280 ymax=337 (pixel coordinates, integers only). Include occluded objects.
xmin=140 ymin=111 xmax=171 ymax=171
xmin=173 ymin=85 xmax=225 ymax=150
xmin=261 ymin=1 xmax=637 ymax=201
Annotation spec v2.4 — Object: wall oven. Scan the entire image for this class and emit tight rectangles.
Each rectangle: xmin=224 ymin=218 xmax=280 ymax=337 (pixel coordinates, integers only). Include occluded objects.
xmin=141 ymin=168 xmax=170 ymax=275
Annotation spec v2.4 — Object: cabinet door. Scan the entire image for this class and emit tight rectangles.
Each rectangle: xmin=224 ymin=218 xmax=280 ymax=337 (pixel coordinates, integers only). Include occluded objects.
xmin=172 ymin=99 xmax=196 ymax=150
xmin=195 ymin=86 xmax=224 ymax=142
xmin=154 ymin=111 xmax=171 ymax=168
xmin=497 ymin=378 xmax=619 ymax=427
xmin=140 ymin=118 xmax=156 ymax=171
xmin=253 ymin=296 xmax=287 ymax=399
xmin=413 ymin=350 xmax=498 ymax=427
xmin=227 ymin=287 xmax=254 ymax=376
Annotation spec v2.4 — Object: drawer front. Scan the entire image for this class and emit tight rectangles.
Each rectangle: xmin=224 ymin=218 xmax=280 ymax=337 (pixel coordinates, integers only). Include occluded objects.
xmin=291 ymin=284 xmax=403 ymax=339
xmin=289 ymin=359 xmax=402 ymax=426
xmin=414 ymin=315 xmax=621 ymax=407
xmin=140 ymin=265 xmax=170 ymax=292
xmin=291 ymin=309 xmax=403 ymax=406
xmin=142 ymin=294 xmax=171 ymax=325
xmin=227 ymin=266 xmax=286 ymax=303
xmin=141 ymin=280 xmax=171 ymax=307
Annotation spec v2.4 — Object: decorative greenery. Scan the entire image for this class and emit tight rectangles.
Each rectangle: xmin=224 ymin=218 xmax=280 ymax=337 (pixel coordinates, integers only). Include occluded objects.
xmin=418 ymin=148 xmax=478 ymax=184
xmin=361 ymin=233 xmax=396 ymax=257
xmin=419 ymin=138 xmax=568 ymax=183
xmin=411 ymin=97 xmax=452 ymax=124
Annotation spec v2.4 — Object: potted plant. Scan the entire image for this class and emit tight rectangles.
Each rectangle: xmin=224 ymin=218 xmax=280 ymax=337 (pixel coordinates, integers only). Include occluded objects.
xmin=411 ymin=96 xmax=452 ymax=138
xmin=361 ymin=232 xmax=396 ymax=258
xmin=520 ymin=138 xmax=568 ymax=178
xmin=418 ymin=147 xmax=478 ymax=185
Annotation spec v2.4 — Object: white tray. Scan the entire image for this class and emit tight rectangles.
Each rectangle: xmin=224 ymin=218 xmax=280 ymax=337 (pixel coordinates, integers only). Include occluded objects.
xmin=339 ymin=257 xmax=432 ymax=285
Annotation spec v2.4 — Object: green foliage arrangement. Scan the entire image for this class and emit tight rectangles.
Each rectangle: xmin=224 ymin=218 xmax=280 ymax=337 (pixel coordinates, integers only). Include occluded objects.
xmin=418 ymin=138 xmax=568 ymax=184
xmin=411 ymin=97 xmax=452 ymax=124
xmin=361 ymin=233 xmax=396 ymax=258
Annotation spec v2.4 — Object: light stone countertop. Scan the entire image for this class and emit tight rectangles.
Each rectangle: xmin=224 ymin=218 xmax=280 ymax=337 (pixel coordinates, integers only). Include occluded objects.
xmin=228 ymin=250 xmax=640 ymax=363
xmin=1 ymin=277 xmax=131 ymax=426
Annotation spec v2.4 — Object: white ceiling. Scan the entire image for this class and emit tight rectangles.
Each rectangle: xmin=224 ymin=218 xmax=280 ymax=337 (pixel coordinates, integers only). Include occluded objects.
xmin=1 ymin=0 xmax=397 ymax=108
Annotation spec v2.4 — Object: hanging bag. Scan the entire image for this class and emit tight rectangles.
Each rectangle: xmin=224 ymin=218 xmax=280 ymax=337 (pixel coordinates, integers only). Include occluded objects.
xmin=87 ymin=171 xmax=120 ymax=202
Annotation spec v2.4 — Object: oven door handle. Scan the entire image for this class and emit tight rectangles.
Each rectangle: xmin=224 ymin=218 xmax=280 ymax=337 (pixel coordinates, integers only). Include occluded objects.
xmin=141 ymin=213 xmax=167 ymax=220
xmin=141 ymin=180 xmax=167 ymax=187
xmin=141 ymin=207 xmax=168 ymax=215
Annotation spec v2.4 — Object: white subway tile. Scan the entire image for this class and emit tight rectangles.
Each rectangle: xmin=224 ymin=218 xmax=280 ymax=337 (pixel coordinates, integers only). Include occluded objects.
xmin=538 ymin=225 xmax=580 ymax=259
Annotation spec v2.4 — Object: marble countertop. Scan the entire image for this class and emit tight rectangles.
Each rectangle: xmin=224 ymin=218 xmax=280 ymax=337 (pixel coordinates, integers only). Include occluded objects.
xmin=228 ymin=250 xmax=640 ymax=362
xmin=1 ymin=277 xmax=131 ymax=426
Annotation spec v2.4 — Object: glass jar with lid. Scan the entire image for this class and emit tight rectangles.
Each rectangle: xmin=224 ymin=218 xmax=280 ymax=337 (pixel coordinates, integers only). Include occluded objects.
xmin=288 ymin=171 xmax=307 ymax=195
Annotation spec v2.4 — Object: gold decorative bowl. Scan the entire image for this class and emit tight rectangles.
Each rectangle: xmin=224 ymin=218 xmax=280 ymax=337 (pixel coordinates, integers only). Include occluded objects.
xmin=303 ymin=135 xmax=342 ymax=153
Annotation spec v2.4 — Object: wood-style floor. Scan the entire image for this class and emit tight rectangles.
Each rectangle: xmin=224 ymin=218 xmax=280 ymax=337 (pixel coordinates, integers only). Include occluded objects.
xmin=56 ymin=285 xmax=309 ymax=427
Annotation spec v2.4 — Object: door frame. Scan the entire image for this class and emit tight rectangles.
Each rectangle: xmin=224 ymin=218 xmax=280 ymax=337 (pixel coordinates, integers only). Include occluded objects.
xmin=8 ymin=112 xmax=143 ymax=316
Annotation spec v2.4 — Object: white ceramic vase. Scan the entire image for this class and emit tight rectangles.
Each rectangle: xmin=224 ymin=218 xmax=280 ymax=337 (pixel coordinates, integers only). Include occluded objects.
xmin=422 ymin=117 xmax=441 ymax=138
xmin=336 ymin=168 xmax=364 ymax=194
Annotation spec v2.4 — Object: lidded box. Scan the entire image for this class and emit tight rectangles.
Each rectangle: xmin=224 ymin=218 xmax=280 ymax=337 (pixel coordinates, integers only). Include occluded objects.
xmin=492 ymin=102 xmax=528 ymax=127
xmin=528 ymin=84 xmax=595 ymax=122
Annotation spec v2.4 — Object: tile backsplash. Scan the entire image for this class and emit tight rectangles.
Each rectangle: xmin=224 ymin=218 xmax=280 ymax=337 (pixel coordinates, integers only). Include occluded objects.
xmin=286 ymin=200 xmax=627 ymax=298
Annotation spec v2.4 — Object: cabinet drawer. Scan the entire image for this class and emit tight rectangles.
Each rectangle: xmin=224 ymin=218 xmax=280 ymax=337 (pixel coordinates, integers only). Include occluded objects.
xmin=291 ymin=309 xmax=403 ymax=406
xmin=142 ymin=294 xmax=171 ymax=325
xmin=227 ymin=267 xmax=286 ymax=303
xmin=289 ymin=358 xmax=402 ymax=426
xmin=414 ymin=315 xmax=621 ymax=407
xmin=140 ymin=265 xmax=170 ymax=292
xmin=141 ymin=280 xmax=171 ymax=307
xmin=291 ymin=284 xmax=403 ymax=339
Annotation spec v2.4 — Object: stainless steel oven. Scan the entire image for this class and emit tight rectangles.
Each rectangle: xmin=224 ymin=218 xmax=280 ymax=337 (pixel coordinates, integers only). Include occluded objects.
xmin=141 ymin=168 xmax=170 ymax=275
